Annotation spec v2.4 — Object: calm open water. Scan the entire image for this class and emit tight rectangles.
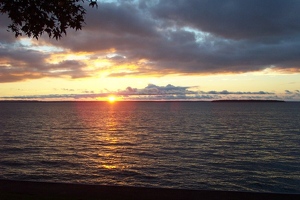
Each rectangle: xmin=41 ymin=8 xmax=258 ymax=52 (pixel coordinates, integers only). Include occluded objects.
xmin=0 ymin=101 xmax=299 ymax=193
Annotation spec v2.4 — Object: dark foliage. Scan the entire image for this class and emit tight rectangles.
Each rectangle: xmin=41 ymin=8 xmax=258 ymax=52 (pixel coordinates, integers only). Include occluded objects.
xmin=0 ymin=0 xmax=97 ymax=40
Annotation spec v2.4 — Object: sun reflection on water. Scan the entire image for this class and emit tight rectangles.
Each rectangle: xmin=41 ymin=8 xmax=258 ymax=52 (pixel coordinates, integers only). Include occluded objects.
xmin=96 ymin=105 xmax=129 ymax=171
xmin=102 ymin=164 xmax=117 ymax=169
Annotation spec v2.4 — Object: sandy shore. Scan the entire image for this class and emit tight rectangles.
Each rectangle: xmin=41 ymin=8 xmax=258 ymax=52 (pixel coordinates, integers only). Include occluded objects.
xmin=0 ymin=179 xmax=299 ymax=200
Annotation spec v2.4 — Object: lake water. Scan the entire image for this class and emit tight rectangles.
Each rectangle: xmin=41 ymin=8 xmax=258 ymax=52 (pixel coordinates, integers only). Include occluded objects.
xmin=0 ymin=101 xmax=299 ymax=193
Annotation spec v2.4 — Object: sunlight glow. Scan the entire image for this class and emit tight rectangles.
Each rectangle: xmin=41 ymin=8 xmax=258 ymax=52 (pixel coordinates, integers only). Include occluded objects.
xmin=108 ymin=95 xmax=116 ymax=103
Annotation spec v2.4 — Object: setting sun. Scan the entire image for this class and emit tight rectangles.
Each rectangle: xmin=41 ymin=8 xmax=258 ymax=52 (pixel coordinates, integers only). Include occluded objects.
xmin=108 ymin=95 xmax=116 ymax=103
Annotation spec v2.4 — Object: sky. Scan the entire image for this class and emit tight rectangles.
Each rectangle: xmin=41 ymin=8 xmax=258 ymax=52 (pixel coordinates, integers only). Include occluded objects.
xmin=1 ymin=0 xmax=300 ymax=101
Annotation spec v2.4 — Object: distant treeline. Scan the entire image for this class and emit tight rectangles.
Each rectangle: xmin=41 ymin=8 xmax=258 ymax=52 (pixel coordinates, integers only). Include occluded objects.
xmin=0 ymin=100 xmax=40 ymax=103
xmin=212 ymin=100 xmax=285 ymax=103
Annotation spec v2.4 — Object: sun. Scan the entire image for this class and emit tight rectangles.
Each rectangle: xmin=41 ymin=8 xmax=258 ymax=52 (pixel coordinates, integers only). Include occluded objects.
xmin=108 ymin=95 xmax=116 ymax=103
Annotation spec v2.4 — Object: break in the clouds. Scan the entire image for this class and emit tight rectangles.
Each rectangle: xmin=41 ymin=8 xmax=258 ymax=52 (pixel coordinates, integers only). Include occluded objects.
xmin=1 ymin=84 xmax=284 ymax=101
xmin=1 ymin=0 xmax=300 ymax=82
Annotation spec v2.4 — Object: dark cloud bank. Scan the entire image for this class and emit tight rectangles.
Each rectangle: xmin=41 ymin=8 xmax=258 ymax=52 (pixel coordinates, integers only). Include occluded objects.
xmin=1 ymin=0 xmax=300 ymax=82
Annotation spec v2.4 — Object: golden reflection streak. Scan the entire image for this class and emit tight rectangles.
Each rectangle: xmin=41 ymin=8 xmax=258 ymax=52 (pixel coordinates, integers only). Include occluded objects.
xmin=102 ymin=165 xmax=117 ymax=169
xmin=99 ymin=106 xmax=122 ymax=170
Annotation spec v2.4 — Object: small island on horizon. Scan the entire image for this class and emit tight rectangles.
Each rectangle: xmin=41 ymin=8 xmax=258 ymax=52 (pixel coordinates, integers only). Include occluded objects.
xmin=212 ymin=100 xmax=285 ymax=103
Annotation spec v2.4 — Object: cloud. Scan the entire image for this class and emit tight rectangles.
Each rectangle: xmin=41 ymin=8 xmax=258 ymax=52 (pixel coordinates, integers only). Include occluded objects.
xmin=52 ymin=0 xmax=300 ymax=74
xmin=116 ymin=84 xmax=194 ymax=96
xmin=152 ymin=0 xmax=300 ymax=39
xmin=1 ymin=0 xmax=300 ymax=83
xmin=283 ymin=89 xmax=300 ymax=100
xmin=0 ymin=45 xmax=90 ymax=82
xmin=0 ymin=39 xmax=95 ymax=82
xmin=0 ymin=15 xmax=18 ymax=43
xmin=201 ymin=90 xmax=274 ymax=95
xmin=285 ymin=90 xmax=293 ymax=94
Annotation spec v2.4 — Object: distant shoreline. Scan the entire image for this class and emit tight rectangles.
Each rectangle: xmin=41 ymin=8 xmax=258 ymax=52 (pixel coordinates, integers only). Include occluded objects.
xmin=211 ymin=100 xmax=285 ymax=103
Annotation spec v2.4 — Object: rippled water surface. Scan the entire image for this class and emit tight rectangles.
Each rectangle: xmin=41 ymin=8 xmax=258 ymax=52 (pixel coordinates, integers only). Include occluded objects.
xmin=0 ymin=101 xmax=299 ymax=193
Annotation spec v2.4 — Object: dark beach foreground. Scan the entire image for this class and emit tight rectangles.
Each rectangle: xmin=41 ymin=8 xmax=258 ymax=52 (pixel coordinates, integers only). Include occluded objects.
xmin=0 ymin=179 xmax=299 ymax=200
